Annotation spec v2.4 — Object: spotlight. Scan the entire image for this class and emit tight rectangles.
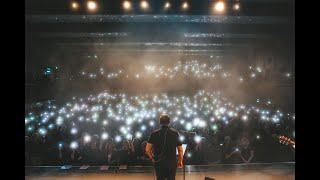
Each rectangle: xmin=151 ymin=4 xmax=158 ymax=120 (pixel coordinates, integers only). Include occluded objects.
xmin=214 ymin=1 xmax=225 ymax=13
xmin=87 ymin=1 xmax=97 ymax=12
xmin=233 ymin=3 xmax=240 ymax=11
xmin=164 ymin=2 xmax=171 ymax=10
xmin=182 ymin=2 xmax=189 ymax=10
xmin=71 ymin=1 xmax=80 ymax=10
xmin=140 ymin=0 xmax=149 ymax=10
xmin=123 ymin=0 xmax=132 ymax=11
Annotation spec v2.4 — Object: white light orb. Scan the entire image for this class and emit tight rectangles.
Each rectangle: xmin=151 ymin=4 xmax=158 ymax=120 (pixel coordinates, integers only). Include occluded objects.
xmin=182 ymin=2 xmax=188 ymax=10
xmin=140 ymin=0 xmax=149 ymax=10
xmin=242 ymin=115 xmax=248 ymax=121
xmin=123 ymin=1 xmax=132 ymax=10
xmin=70 ymin=141 xmax=79 ymax=149
xmin=179 ymin=135 xmax=185 ymax=142
xmin=102 ymin=132 xmax=109 ymax=140
xmin=70 ymin=127 xmax=78 ymax=135
xmin=233 ymin=3 xmax=240 ymax=11
xmin=71 ymin=1 xmax=80 ymax=10
xmin=115 ymin=135 xmax=122 ymax=142
xmin=135 ymin=131 xmax=142 ymax=138
xmin=194 ymin=135 xmax=202 ymax=143
xmin=84 ymin=135 xmax=91 ymax=143
xmin=87 ymin=1 xmax=97 ymax=12
xmin=214 ymin=1 xmax=225 ymax=13
xmin=164 ymin=2 xmax=170 ymax=9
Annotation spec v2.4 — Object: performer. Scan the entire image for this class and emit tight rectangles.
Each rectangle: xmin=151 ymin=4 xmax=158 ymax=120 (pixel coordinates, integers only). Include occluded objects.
xmin=146 ymin=114 xmax=184 ymax=180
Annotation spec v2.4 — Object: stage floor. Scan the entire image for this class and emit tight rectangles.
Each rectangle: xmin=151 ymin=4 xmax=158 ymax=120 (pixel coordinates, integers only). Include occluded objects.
xmin=25 ymin=163 xmax=295 ymax=180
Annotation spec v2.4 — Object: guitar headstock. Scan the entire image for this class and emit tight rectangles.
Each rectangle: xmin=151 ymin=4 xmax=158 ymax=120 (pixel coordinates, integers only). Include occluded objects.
xmin=279 ymin=135 xmax=295 ymax=147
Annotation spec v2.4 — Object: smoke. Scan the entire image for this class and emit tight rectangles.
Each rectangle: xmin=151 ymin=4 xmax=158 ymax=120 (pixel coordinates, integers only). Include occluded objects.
xmin=26 ymin=27 xmax=294 ymax=112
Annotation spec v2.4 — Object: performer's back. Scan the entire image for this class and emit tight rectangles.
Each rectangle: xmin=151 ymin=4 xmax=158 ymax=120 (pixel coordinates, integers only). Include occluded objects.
xmin=148 ymin=126 xmax=181 ymax=169
xmin=146 ymin=114 xmax=183 ymax=180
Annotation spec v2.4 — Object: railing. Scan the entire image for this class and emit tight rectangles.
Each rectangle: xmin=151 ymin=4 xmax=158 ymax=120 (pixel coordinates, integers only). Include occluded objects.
xmin=25 ymin=162 xmax=295 ymax=174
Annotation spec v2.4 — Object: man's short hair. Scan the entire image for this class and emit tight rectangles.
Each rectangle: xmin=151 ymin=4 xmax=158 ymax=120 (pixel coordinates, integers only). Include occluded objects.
xmin=159 ymin=114 xmax=170 ymax=125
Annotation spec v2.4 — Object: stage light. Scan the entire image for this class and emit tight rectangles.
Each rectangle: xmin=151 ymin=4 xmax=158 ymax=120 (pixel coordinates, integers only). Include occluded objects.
xmin=256 ymin=135 xmax=260 ymax=139
xmin=164 ymin=2 xmax=171 ymax=10
xmin=58 ymin=143 xmax=63 ymax=149
xmin=214 ymin=1 xmax=225 ymax=13
xmin=71 ymin=1 xmax=80 ymax=10
xmin=182 ymin=2 xmax=189 ymax=10
xmin=70 ymin=141 xmax=79 ymax=149
xmin=140 ymin=0 xmax=149 ymax=10
xmin=87 ymin=1 xmax=97 ymax=12
xmin=123 ymin=1 xmax=132 ymax=11
xmin=233 ymin=3 xmax=240 ymax=11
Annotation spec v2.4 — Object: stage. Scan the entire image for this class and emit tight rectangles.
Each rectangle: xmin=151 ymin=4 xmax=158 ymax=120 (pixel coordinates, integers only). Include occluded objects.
xmin=25 ymin=162 xmax=295 ymax=180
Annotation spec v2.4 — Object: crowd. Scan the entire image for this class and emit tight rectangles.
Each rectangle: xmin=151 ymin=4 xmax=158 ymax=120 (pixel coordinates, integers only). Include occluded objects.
xmin=25 ymin=90 xmax=295 ymax=166
xmin=38 ymin=59 xmax=293 ymax=83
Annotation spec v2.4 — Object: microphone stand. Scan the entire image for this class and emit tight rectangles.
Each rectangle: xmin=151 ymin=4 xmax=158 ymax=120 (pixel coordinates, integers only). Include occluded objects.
xmin=183 ymin=158 xmax=185 ymax=180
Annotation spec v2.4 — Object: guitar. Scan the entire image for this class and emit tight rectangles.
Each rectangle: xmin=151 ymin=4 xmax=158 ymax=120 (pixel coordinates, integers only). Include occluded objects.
xmin=279 ymin=135 xmax=295 ymax=149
